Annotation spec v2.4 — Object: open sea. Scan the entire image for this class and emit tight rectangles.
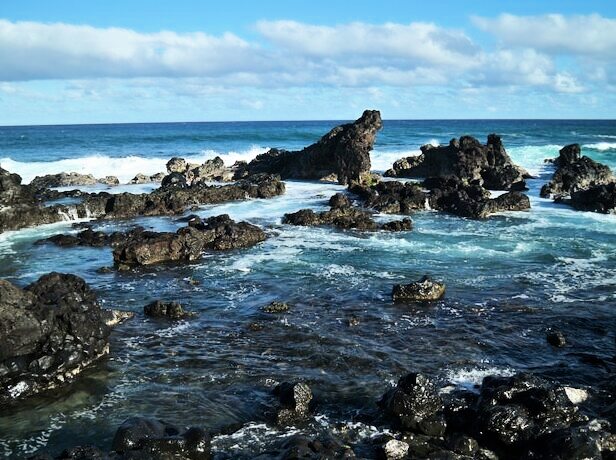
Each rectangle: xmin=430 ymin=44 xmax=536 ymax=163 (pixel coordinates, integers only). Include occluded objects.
xmin=0 ymin=119 xmax=615 ymax=457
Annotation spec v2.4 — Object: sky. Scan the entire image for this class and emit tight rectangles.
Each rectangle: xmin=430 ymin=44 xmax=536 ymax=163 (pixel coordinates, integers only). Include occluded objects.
xmin=0 ymin=0 xmax=615 ymax=124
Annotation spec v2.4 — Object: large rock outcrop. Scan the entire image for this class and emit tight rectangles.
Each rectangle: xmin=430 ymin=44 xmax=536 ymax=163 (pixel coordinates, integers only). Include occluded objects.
xmin=29 ymin=172 xmax=119 ymax=189
xmin=385 ymin=135 xmax=530 ymax=190
xmin=0 ymin=273 xmax=117 ymax=405
xmin=113 ymin=215 xmax=266 ymax=266
xmin=164 ymin=156 xmax=240 ymax=185
xmin=244 ymin=110 xmax=382 ymax=185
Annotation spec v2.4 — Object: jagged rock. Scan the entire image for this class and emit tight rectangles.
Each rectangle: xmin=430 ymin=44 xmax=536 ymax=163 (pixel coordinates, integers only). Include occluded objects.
xmin=547 ymin=330 xmax=566 ymax=347
xmin=30 ymin=172 xmax=98 ymax=189
xmin=541 ymin=144 xmax=614 ymax=199
xmin=161 ymin=171 xmax=188 ymax=189
xmin=378 ymin=439 xmax=409 ymax=460
xmin=0 ymin=273 xmax=112 ymax=405
xmin=379 ymin=373 xmax=446 ymax=436
xmin=570 ymin=182 xmax=616 ymax=213
xmin=164 ymin=156 xmax=234 ymax=186
xmin=36 ymin=227 xmax=144 ymax=248
xmin=329 ymin=192 xmax=352 ymax=209
xmin=144 ymin=301 xmax=193 ymax=320
xmin=98 ymin=176 xmax=120 ymax=186
xmin=129 ymin=173 xmax=165 ymax=184
xmin=261 ymin=301 xmax=290 ymax=313
xmin=385 ymin=135 xmax=530 ymax=190
xmin=244 ymin=110 xmax=382 ymax=185
xmin=392 ymin=276 xmax=446 ymax=302
xmin=166 ymin=157 xmax=188 ymax=174
xmin=273 ymin=381 xmax=313 ymax=425
xmin=111 ymin=417 xmax=211 ymax=459
xmin=113 ymin=215 xmax=266 ymax=266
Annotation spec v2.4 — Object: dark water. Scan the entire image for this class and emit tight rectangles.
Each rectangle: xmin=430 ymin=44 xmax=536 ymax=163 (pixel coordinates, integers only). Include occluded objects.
xmin=0 ymin=120 xmax=615 ymax=457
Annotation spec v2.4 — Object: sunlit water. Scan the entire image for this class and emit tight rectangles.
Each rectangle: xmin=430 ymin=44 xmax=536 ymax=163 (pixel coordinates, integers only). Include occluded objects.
xmin=0 ymin=120 xmax=615 ymax=457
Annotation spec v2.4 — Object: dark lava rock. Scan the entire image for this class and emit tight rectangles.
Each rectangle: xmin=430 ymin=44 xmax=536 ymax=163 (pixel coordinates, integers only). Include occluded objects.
xmin=37 ymin=227 xmax=144 ymax=248
xmin=540 ymin=144 xmax=614 ymax=199
xmin=276 ymin=434 xmax=355 ymax=459
xmin=380 ymin=218 xmax=413 ymax=232
xmin=163 ymin=156 xmax=235 ymax=185
xmin=379 ymin=373 xmax=446 ymax=436
xmin=111 ymin=416 xmax=211 ymax=459
xmin=244 ymin=110 xmax=382 ymax=185
xmin=329 ymin=192 xmax=352 ymax=209
xmin=129 ymin=172 xmax=165 ymax=184
xmin=144 ymin=301 xmax=193 ymax=320
xmin=570 ymin=182 xmax=616 ymax=213
xmin=547 ymin=330 xmax=567 ymax=347
xmin=385 ymin=134 xmax=530 ymax=190
xmin=30 ymin=172 xmax=98 ymax=189
xmin=392 ymin=276 xmax=446 ymax=302
xmin=113 ymin=215 xmax=266 ymax=266
xmin=0 ymin=273 xmax=111 ymax=405
xmin=273 ymin=381 xmax=313 ymax=425
xmin=161 ymin=171 xmax=188 ymax=189
xmin=261 ymin=301 xmax=290 ymax=313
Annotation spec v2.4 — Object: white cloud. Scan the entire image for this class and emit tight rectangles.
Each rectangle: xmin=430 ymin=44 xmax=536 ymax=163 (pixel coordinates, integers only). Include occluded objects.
xmin=472 ymin=13 xmax=616 ymax=58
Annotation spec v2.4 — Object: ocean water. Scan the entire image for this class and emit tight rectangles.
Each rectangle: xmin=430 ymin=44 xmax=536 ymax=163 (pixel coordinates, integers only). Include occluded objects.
xmin=0 ymin=120 xmax=615 ymax=457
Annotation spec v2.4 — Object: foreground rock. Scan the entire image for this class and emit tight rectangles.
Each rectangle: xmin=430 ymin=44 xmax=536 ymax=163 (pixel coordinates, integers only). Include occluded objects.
xmin=570 ymin=182 xmax=616 ymax=213
xmin=0 ymin=171 xmax=285 ymax=233
xmin=392 ymin=276 xmax=446 ymax=302
xmin=283 ymin=193 xmax=413 ymax=231
xmin=385 ymin=135 xmax=530 ymax=190
xmin=244 ymin=110 xmax=382 ymax=185
xmin=273 ymin=381 xmax=313 ymax=425
xmin=29 ymin=172 xmax=120 ymax=189
xmin=0 ymin=273 xmax=116 ymax=405
xmin=352 ymin=177 xmax=530 ymax=219
xmin=113 ymin=215 xmax=266 ymax=266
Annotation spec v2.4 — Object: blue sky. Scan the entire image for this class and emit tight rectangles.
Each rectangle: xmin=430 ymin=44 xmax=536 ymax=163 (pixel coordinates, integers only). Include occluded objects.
xmin=0 ymin=0 xmax=615 ymax=124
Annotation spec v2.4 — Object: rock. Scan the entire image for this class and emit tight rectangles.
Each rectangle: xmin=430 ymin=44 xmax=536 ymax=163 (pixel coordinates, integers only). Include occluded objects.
xmin=547 ymin=330 xmax=566 ymax=347
xmin=30 ymin=172 xmax=98 ymax=189
xmin=129 ymin=173 xmax=165 ymax=184
xmin=111 ymin=416 xmax=211 ymax=459
xmin=379 ymin=373 xmax=446 ymax=436
xmin=37 ymin=227 xmax=144 ymax=248
xmin=380 ymin=218 xmax=413 ymax=232
xmin=98 ymin=176 xmax=120 ymax=186
xmin=385 ymin=135 xmax=530 ymax=190
xmin=144 ymin=301 xmax=193 ymax=320
xmin=564 ymin=387 xmax=589 ymax=405
xmin=329 ymin=193 xmax=352 ymax=209
xmin=244 ymin=110 xmax=383 ymax=185
xmin=190 ymin=156 xmax=230 ymax=183
xmin=57 ymin=445 xmax=107 ymax=459
xmin=570 ymin=182 xmax=616 ymax=213
xmin=378 ymin=439 xmax=409 ymax=460
xmin=277 ymin=434 xmax=355 ymax=459
xmin=540 ymin=145 xmax=614 ymax=199
xmin=392 ymin=276 xmax=446 ymax=302
xmin=261 ymin=301 xmax=290 ymax=313
xmin=113 ymin=215 xmax=266 ymax=266
xmin=273 ymin=381 xmax=313 ymax=425
xmin=166 ymin=157 xmax=188 ymax=174
xmin=0 ymin=273 xmax=112 ymax=405
xmin=161 ymin=171 xmax=188 ymax=189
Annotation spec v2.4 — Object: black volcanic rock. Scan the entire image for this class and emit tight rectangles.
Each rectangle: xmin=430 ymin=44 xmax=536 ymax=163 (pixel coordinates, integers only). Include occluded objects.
xmin=144 ymin=301 xmax=193 ymax=320
xmin=392 ymin=276 xmax=446 ymax=302
xmin=0 ymin=273 xmax=112 ymax=405
xmin=385 ymin=135 xmax=530 ymax=190
xmin=244 ymin=110 xmax=383 ymax=185
xmin=273 ymin=381 xmax=313 ymax=425
xmin=570 ymin=182 xmax=616 ymax=213
xmin=113 ymin=215 xmax=266 ymax=266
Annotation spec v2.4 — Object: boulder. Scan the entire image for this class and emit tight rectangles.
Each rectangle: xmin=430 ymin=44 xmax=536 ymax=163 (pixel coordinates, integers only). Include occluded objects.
xmin=329 ymin=192 xmax=352 ymax=209
xmin=98 ymin=176 xmax=120 ymax=186
xmin=0 ymin=273 xmax=112 ymax=405
xmin=144 ymin=301 xmax=193 ymax=320
xmin=29 ymin=172 xmax=98 ymax=189
xmin=261 ymin=301 xmax=290 ymax=314
xmin=385 ymin=135 xmax=530 ymax=190
xmin=244 ymin=110 xmax=383 ymax=185
xmin=547 ymin=330 xmax=566 ymax=347
xmin=129 ymin=173 xmax=165 ymax=184
xmin=113 ymin=215 xmax=266 ymax=266
xmin=392 ymin=276 xmax=446 ymax=302
xmin=273 ymin=381 xmax=313 ymax=425
xmin=570 ymin=182 xmax=616 ymax=213
xmin=166 ymin=157 xmax=188 ymax=174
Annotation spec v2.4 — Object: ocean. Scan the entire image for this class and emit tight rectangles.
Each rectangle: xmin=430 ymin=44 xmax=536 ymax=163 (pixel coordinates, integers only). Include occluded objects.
xmin=0 ymin=119 xmax=615 ymax=457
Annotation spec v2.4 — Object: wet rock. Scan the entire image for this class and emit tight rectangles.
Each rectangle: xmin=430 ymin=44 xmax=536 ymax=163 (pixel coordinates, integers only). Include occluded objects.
xmin=98 ymin=176 xmax=120 ymax=186
xmin=385 ymin=135 xmax=530 ymax=190
xmin=392 ymin=276 xmax=446 ymax=302
xmin=541 ymin=144 xmax=614 ymax=199
xmin=37 ymin=227 xmax=145 ymax=248
xmin=547 ymin=329 xmax=566 ymax=347
xmin=144 ymin=301 xmax=193 ymax=320
xmin=164 ymin=156 xmax=234 ymax=186
xmin=277 ymin=434 xmax=355 ymax=459
xmin=447 ymin=434 xmax=479 ymax=456
xmin=351 ymin=180 xmax=427 ymax=214
xmin=113 ymin=215 xmax=266 ymax=266
xmin=166 ymin=157 xmax=188 ymax=174
xmin=245 ymin=110 xmax=382 ymax=185
xmin=129 ymin=173 xmax=165 ymax=184
xmin=161 ymin=171 xmax=188 ymax=189
xmin=112 ymin=416 xmax=211 ymax=459
xmin=57 ymin=445 xmax=108 ymax=459
xmin=377 ymin=439 xmax=409 ymax=460
xmin=379 ymin=373 xmax=446 ymax=436
xmin=261 ymin=301 xmax=290 ymax=314
xmin=380 ymin=218 xmax=413 ymax=232
xmin=570 ymin=182 xmax=616 ymax=213
xmin=0 ymin=273 xmax=112 ymax=405
xmin=273 ymin=381 xmax=313 ymax=425
xmin=30 ymin=172 xmax=98 ymax=189
xmin=329 ymin=193 xmax=352 ymax=209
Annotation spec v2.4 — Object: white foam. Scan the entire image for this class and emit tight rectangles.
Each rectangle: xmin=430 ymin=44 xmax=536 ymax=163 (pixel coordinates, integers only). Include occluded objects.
xmin=584 ymin=142 xmax=616 ymax=151
xmin=0 ymin=145 xmax=268 ymax=185
xmin=370 ymin=149 xmax=421 ymax=172
xmin=444 ymin=366 xmax=515 ymax=391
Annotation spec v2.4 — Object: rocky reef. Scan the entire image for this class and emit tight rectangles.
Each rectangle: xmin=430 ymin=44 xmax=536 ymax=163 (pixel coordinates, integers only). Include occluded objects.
xmin=0 ymin=273 xmax=128 ymax=405
xmin=29 ymin=172 xmax=120 ymax=189
xmin=244 ymin=110 xmax=382 ymax=185
xmin=385 ymin=135 xmax=531 ymax=191
xmin=113 ymin=215 xmax=266 ymax=266
xmin=541 ymin=144 xmax=616 ymax=213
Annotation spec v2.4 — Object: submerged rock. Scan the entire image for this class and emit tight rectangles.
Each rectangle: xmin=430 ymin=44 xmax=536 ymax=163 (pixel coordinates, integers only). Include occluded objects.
xmin=547 ymin=329 xmax=567 ymax=347
xmin=392 ymin=276 xmax=446 ymax=302
xmin=144 ymin=301 xmax=193 ymax=320
xmin=261 ymin=301 xmax=290 ymax=314
xmin=0 ymin=273 xmax=112 ymax=405
xmin=244 ymin=110 xmax=383 ymax=185
xmin=113 ymin=215 xmax=266 ymax=266
xmin=385 ymin=135 xmax=530 ymax=190
xmin=37 ymin=227 xmax=144 ymax=248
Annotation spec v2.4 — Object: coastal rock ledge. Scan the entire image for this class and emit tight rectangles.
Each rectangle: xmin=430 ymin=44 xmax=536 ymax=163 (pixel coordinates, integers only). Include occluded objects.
xmin=0 ymin=273 xmax=126 ymax=405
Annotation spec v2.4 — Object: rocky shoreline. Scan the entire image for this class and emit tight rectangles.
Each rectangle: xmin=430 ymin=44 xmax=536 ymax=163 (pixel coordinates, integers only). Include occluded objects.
xmin=1 ymin=111 xmax=615 ymax=458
